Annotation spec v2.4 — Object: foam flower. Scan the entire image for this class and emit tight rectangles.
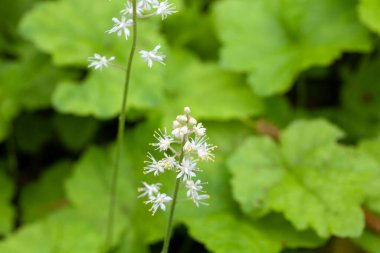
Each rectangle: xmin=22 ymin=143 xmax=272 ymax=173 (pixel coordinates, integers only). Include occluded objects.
xmin=139 ymin=44 xmax=166 ymax=68
xmin=87 ymin=54 xmax=115 ymax=70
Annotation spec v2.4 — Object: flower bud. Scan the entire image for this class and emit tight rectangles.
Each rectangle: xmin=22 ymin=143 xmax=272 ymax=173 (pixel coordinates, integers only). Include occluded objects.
xmin=173 ymin=120 xmax=181 ymax=128
xmin=184 ymin=107 xmax=191 ymax=114
xmin=188 ymin=117 xmax=197 ymax=125
xmin=180 ymin=126 xmax=189 ymax=137
xmin=176 ymin=115 xmax=187 ymax=123
xmin=172 ymin=128 xmax=181 ymax=138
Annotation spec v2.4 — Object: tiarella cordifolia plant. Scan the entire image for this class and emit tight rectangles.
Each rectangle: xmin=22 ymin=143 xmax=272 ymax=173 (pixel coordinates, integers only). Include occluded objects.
xmin=86 ymin=0 xmax=177 ymax=251
xmin=139 ymin=107 xmax=216 ymax=253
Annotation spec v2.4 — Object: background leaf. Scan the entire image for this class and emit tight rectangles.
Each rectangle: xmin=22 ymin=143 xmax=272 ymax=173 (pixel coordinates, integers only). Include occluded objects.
xmin=213 ymin=0 xmax=372 ymax=96
xmin=228 ymin=119 xmax=380 ymax=237
xmin=359 ymin=0 xmax=380 ymax=36
xmin=0 ymin=169 xmax=14 ymax=235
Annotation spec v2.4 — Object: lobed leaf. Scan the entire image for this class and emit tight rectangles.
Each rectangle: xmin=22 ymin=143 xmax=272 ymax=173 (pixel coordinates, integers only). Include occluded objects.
xmin=213 ymin=0 xmax=372 ymax=96
xmin=228 ymin=119 xmax=380 ymax=237
xmin=0 ymin=208 xmax=115 ymax=253
xmin=0 ymin=47 xmax=67 ymax=142
xmin=186 ymin=213 xmax=281 ymax=253
xmin=161 ymin=50 xmax=264 ymax=123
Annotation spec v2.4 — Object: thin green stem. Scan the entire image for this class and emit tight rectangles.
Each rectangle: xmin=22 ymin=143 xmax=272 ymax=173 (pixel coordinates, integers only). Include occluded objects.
xmin=104 ymin=0 xmax=138 ymax=251
xmin=161 ymin=137 xmax=187 ymax=253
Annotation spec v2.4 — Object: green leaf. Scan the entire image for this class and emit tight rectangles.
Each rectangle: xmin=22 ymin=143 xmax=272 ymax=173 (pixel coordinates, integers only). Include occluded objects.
xmin=0 ymin=47 xmax=66 ymax=142
xmin=358 ymin=137 xmax=380 ymax=213
xmin=14 ymin=113 xmax=53 ymax=154
xmin=161 ymin=50 xmax=264 ymax=123
xmin=185 ymin=213 xmax=281 ymax=253
xmin=228 ymin=119 xmax=379 ymax=237
xmin=353 ymin=230 xmax=380 ymax=253
xmin=359 ymin=0 xmax=380 ymax=36
xmin=20 ymin=161 xmax=71 ymax=223
xmin=115 ymin=228 xmax=150 ymax=253
xmin=180 ymin=122 xmax=323 ymax=251
xmin=65 ymin=147 xmax=129 ymax=245
xmin=228 ymin=136 xmax=284 ymax=217
xmin=186 ymin=207 xmax=325 ymax=252
xmin=163 ymin=1 xmax=219 ymax=60
xmin=53 ymin=114 xmax=99 ymax=151
xmin=342 ymin=57 xmax=380 ymax=120
xmin=262 ymin=96 xmax=293 ymax=127
xmin=252 ymin=213 xmax=326 ymax=249
xmin=0 ymin=169 xmax=14 ymax=235
xmin=0 ymin=0 xmax=40 ymax=52
xmin=0 ymin=208 xmax=109 ymax=253
xmin=52 ymin=54 xmax=165 ymax=118
xmin=280 ymin=119 xmax=345 ymax=166
xmin=213 ymin=0 xmax=372 ymax=96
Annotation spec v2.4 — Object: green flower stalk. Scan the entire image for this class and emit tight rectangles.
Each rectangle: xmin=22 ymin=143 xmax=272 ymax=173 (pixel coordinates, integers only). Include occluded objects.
xmin=138 ymin=107 xmax=216 ymax=253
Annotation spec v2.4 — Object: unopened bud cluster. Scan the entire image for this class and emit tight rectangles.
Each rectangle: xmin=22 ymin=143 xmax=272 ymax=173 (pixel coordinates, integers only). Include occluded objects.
xmin=138 ymin=107 xmax=216 ymax=215
xmin=87 ymin=0 xmax=177 ymax=70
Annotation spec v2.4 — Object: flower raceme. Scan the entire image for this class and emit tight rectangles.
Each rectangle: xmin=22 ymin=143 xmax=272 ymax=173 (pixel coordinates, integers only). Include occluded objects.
xmin=139 ymin=107 xmax=216 ymax=214
xmin=87 ymin=0 xmax=177 ymax=70
xmin=89 ymin=0 xmax=177 ymax=249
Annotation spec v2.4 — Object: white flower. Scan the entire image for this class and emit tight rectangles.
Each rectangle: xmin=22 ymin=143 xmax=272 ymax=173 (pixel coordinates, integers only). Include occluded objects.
xmin=186 ymin=136 xmax=215 ymax=161
xmin=138 ymin=0 xmax=156 ymax=10
xmin=177 ymin=158 xmax=197 ymax=181
xmin=139 ymin=107 xmax=214 ymax=214
xmin=144 ymin=153 xmax=165 ymax=176
xmin=138 ymin=182 xmax=161 ymax=198
xmin=185 ymin=179 xmax=203 ymax=198
xmin=193 ymin=123 xmax=206 ymax=136
xmin=145 ymin=193 xmax=172 ymax=215
xmin=183 ymin=140 xmax=195 ymax=153
xmin=172 ymin=125 xmax=189 ymax=139
xmin=172 ymin=120 xmax=181 ymax=129
xmin=197 ymin=142 xmax=216 ymax=161
xmin=87 ymin=54 xmax=115 ymax=70
xmin=192 ymin=193 xmax=210 ymax=207
xmin=139 ymin=44 xmax=166 ymax=68
xmin=121 ymin=1 xmax=143 ymax=16
xmin=161 ymin=153 xmax=177 ymax=170
xmin=107 ymin=16 xmax=133 ymax=40
xmin=186 ymin=180 xmax=209 ymax=206
xmin=154 ymin=0 xmax=177 ymax=20
xmin=151 ymin=129 xmax=174 ymax=151
xmin=176 ymin=115 xmax=187 ymax=123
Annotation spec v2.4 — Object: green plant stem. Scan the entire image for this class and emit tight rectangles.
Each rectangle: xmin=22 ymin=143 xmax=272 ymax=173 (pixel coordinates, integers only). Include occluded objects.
xmin=104 ymin=0 xmax=137 ymax=251
xmin=161 ymin=137 xmax=187 ymax=253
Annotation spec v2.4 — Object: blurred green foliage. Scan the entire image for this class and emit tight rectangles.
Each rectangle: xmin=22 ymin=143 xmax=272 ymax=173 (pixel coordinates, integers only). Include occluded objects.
xmin=1 ymin=0 xmax=380 ymax=252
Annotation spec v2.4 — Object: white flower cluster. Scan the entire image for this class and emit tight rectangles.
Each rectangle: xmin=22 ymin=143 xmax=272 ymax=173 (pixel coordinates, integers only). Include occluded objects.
xmin=139 ymin=107 xmax=216 ymax=215
xmin=87 ymin=0 xmax=177 ymax=70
